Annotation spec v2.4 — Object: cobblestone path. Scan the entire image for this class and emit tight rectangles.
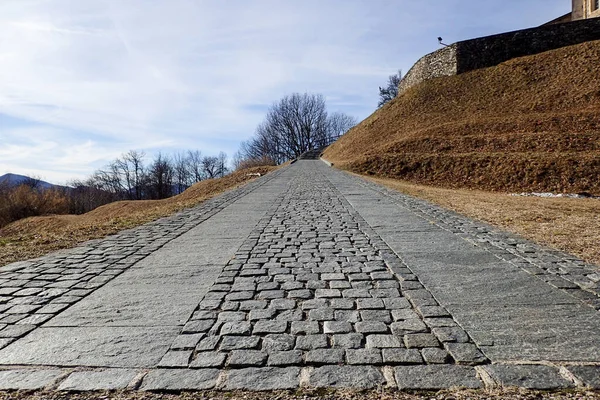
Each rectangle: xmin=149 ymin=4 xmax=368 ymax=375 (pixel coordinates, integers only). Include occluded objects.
xmin=0 ymin=160 xmax=598 ymax=391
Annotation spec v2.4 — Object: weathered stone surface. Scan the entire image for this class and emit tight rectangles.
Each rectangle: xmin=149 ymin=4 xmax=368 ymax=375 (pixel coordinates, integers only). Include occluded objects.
xmin=404 ymin=333 xmax=440 ymax=349
xmin=0 ymin=369 xmax=64 ymax=390
xmin=227 ymin=350 xmax=267 ymax=367
xmin=305 ymin=349 xmax=345 ymax=364
xmin=262 ymin=334 xmax=295 ymax=352
xmin=395 ymin=365 xmax=482 ymax=389
xmin=309 ymin=365 xmax=385 ymax=388
xmin=355 ymin=321 xmax=388 ymax=333
xmin=225 ymin=367 xmax=300 ymax=390
xmin=332 ymin=333 xmax=363 ymax=349
xmin=267 ymin=350 xmax=303 ymax=366
xmin=346 ymin=349 xmax=382 ymax=365
xmin=158 ymin=350 xmax=192 ymax=367
xmin=220 ymin=336 xmax=260 ymax=351
xmin=567 ymin=365 xmax=600 ymax=389
xmin=382 ymin=348 xmax=423 ymax=364
xmin=432 ymin=327 xmax=469 ymax=343
xmin=290 ymin=321 xmax=320 ymax=335
xmin=58 ymin=369 xmax=138 ymax=391
xmin=253 ymin=320 xmax=287 ymax=334
xmin=390 ymin=319 xmax=427 ymax=335
xmin=484 ymin=365 xmax=574 ymax=389
xmin=295 ymin=335 xmax=328 ymax=350
xmin=140 ymin=369 xmax=220 ymax=390
xmin=190 ymin=352 xmax=227 ymax=368
xmin=444 ymin=342 xmax=487 ymax=365
xmin=170 ymin=333 xmax=204 ymax=350
xmin=366 ymin=334 xmax=403 ymax=349
xmin=420 ymin=347 xmax=450 ymax=364
xmin=323 ymin=321 xmax=352 ymax=334
xmin=0 ymin=327 xmax=178 ymax=367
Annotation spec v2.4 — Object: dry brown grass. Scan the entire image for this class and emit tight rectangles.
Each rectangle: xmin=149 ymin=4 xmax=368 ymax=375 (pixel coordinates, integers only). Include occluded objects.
xmin=0 ymin=166 xmax=278 ymax=267
xmin=324 ymin=40 xmax=600 ymax=194
xmin=362 ymin=174 xmax=600 ymax=266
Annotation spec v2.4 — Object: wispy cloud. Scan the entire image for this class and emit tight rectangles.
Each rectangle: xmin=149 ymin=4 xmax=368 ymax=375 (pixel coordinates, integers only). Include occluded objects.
xmin=0 ymin=0 xmax=569 ymax=183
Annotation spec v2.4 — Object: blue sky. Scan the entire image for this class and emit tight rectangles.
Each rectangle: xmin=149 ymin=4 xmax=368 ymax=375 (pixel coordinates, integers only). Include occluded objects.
xmin=0 ymin=0 xmax=569 ymax=184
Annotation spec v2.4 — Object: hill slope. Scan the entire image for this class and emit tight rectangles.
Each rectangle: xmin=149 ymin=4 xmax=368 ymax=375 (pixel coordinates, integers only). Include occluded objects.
xmin=324 ymin=40 xmax=600 ymax=194
xmin=0 ymin=173 xmax=56 ymax=190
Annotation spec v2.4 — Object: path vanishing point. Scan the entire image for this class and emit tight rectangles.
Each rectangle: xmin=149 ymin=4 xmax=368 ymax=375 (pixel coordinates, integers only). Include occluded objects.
xmin=0 ymin=157 xmax=599 ymax=391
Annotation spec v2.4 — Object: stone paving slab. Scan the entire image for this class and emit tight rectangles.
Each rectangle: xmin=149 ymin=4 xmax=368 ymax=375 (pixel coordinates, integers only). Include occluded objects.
xmin=482 ymin=365 xmax=574 ymax=389
xmin=0 ymin=369 xmax=66 ymax=390
xmin=1 ymin=364 xmax=599 ymax=391
xmin=567 ymin=366 xmax=600 ymax=389
xmin=395 ymin=365 xmax=482 ymax=390
xmin=0 ymin=160 xmax=598 ymax=391
xmin=0 ymin=326 xmax=179 ymax=367
xmin=57 ymin=369 xmax=139 ymax=391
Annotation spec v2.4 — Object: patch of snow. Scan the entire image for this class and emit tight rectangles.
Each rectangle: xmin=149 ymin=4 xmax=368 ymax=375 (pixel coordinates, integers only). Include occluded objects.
xmin=510 ymin=192 xmax=599 ymax=199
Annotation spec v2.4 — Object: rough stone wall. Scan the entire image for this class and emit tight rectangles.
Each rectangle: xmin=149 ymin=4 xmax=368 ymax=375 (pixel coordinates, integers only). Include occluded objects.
xmin=397 ymin=45 xmax=457 ymax=94
xmin=398 ymin=18 xmax=600 ymax=94
xmin=455 ymin=17 xmax=600 ymax=73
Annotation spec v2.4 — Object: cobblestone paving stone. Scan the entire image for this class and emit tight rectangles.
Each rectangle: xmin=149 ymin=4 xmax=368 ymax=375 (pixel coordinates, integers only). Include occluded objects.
xmin=164 ymin=162 xmax=488 ymax=369
xmin=342 ymin=169 xmax=600 ymax=310
xmin=0 ymin=169 xmax=285 ymax=349
xmin=0 ymin=159 xmax=599 ymax=391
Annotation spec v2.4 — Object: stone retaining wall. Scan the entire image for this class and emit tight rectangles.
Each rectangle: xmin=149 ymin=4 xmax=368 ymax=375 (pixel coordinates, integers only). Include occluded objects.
xmin=397 ymin=45 xmax=457 ymax=94
xmin=398 ymin=18 xmax=600 ymax=94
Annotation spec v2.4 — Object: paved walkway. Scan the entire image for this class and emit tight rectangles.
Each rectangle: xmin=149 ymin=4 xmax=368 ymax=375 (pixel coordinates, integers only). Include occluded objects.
xmin=0 ymin=160 xmax=599 ymax=391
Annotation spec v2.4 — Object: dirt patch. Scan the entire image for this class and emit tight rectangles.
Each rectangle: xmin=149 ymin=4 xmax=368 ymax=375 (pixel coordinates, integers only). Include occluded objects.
xmin=0 ymin=166 xmax=278 ymax=267
xmin=0 ymin=388 xmax=598 ymax=400
xmin=323 ymin=40 xmax=600 ymax=194
xmin=362 ymin=174 xmax=600 ymax=266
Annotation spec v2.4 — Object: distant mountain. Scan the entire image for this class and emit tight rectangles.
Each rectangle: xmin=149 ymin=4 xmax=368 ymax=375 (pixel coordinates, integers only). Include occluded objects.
xmin=0 ymin=173 xmax=57 ymax=190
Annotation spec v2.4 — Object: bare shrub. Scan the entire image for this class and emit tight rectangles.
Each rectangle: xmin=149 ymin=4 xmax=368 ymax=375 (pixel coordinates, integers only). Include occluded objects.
xmin=236 ymin=157 xmax=278 ymax=171
xmin=0 ymin=185 xmax=69 ymax=228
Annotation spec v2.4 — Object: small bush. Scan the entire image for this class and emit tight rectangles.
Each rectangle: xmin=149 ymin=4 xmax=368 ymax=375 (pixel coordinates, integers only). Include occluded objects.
xmin=0 ymin=185 xmax=70 ymax=228
xmin=236 ymin=157 xmax=278 ymax=170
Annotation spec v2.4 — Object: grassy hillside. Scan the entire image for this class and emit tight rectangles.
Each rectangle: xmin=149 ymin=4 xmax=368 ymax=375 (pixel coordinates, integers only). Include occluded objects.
xmin=324 ymin=40 xmax=600 ymax=194
xmin=0 ymin=166 xmax=277 ymax=266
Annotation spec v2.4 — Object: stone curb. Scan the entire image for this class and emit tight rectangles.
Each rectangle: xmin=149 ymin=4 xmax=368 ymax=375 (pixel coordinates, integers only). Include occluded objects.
xmin=320 ymin=157 xmax=333 ymax=167
xmin=0 ymin=363 xmax=596 ymax=391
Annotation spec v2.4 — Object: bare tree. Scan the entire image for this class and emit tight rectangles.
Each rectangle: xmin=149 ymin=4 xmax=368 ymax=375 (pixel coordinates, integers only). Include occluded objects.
xmin=324 ymin=112 xmax=358 ymax=145
xmin=201 ymin=156 xmax=219 ymax=179
xmin=173 ymin=152 xmax=189 ymax=194
xmin=95 ymin=164 xmax=125 ymax=196
xmin=237 ymin=93 xmax=357 ymax=164
xmin=67 ymin=177 xmax=118 ymax=214
xmin=186 ymin=150 xmax=203 ymax=183
xmin=125 ymin=150 xmax=145 ymax=200
xmin=217 ymin=152 xmax=228 ymax=178
xmin=147 ymin=153 xmax=174 ymax=199
xmin=232 ymin=150 xmax=244 ymax=171
xmin=378 ymin=70 xmax=402 ymax=107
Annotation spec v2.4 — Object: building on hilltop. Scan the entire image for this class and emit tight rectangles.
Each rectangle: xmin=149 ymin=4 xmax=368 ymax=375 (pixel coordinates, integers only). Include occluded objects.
xmin=546 ymin=0 xmax=599 ymax=25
